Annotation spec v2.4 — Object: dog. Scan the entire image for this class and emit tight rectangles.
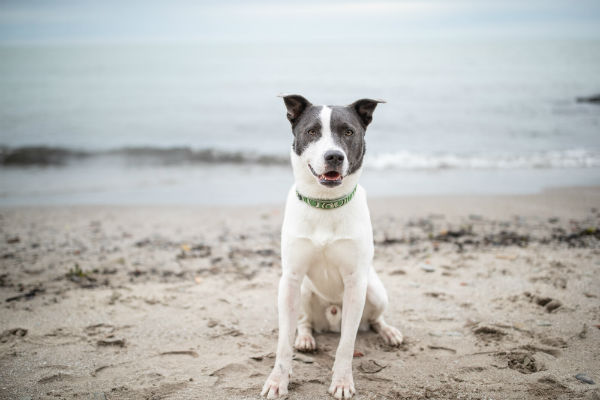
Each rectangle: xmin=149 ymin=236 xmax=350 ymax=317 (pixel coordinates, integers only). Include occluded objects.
xmin=261 ymin=95 xmax=403 ymax=399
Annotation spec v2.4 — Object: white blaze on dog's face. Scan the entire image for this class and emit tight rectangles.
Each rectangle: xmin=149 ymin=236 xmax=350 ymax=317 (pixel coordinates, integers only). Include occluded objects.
xmin=281 ymin=95 xmax=383 ymax=193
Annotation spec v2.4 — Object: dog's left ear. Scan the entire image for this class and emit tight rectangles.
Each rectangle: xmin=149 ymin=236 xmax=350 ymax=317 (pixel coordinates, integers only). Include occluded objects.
xmin=279 ymin=94 xmax=312 ymax=125
xmin=349 ymin=98 xmax=386 ymax=127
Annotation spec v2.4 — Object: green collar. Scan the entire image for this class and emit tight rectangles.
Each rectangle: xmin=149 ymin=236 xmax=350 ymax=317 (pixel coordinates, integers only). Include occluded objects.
xmin=296 ymin=185 xmax=357 ymax=209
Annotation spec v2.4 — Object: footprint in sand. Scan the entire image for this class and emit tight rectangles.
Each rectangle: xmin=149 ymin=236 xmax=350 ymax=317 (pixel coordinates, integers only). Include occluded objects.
xmin=523 ymin=292 xmax=563 ymax=313
xmin=501 ymin=351 xmax=547 ymax=374
xmin=209 ymin=363 xmax=260 ymax=387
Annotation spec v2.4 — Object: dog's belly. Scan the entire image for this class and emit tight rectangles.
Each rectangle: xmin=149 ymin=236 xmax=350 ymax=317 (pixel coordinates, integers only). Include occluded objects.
xmin=305 ymin=259 xmax=345 ymax=304
xmin=301 ymin=238 xmax=362 ymax=304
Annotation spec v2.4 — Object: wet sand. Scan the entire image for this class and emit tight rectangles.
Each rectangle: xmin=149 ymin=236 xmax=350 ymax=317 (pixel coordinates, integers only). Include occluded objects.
xmin=0 ymin=187 xmax=599 ymax=399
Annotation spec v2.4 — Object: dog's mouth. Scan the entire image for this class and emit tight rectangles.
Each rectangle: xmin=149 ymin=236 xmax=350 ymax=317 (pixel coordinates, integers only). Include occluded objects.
xmin=308 ymin=164 xmax=343 ymax=187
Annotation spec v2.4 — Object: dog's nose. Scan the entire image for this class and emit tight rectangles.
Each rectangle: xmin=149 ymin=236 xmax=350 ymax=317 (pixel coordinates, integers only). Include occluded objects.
xmin=324 ymin=150 xmax=344 ymax=166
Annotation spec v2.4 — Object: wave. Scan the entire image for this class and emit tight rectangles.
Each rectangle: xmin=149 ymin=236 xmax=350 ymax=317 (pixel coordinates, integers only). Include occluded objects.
xmin=0 ymin=146 xmax=288 ymax=167
xmin=365 ymin=149 xmax=600 ymax=170
xmin=1 ymin=146 xmax=599 ymax=170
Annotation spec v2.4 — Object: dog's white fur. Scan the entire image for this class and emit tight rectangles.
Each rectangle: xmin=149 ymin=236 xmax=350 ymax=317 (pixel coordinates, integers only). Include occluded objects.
xmin=262 ymin=106 xmax=402 ymax=399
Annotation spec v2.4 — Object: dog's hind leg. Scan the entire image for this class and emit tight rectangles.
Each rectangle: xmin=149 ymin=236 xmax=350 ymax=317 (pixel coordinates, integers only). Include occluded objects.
xmin=364 ymin=267 xmax=403 ymax=346
xmin=294 ymin=280 xmax=317 ymax=352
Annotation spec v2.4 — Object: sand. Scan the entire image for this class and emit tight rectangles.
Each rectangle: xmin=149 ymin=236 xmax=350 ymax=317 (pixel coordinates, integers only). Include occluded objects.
xmin=0 ymin=187 xmax=599 ymax=400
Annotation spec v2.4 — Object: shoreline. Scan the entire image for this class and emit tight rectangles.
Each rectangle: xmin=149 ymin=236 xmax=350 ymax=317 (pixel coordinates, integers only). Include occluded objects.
xmin=1 ymin=184 xmax=598 ymax=214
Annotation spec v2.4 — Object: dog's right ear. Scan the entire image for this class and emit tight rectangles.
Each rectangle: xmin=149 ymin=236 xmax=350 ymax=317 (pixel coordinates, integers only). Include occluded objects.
xmin=278 ymin=94 xmax=312 ymax=125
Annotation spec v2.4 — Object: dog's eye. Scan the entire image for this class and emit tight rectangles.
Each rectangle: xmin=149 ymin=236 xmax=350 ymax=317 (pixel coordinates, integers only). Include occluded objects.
xmin=307 ymin=129 xmax=317 ymax=135
xmin=345 ymin=129 xmax=354 ymax=136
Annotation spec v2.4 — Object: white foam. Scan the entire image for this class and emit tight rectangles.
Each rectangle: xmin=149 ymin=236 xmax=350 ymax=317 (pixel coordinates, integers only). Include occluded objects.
xmin=365 ymin=149 xmax=600 ymax=170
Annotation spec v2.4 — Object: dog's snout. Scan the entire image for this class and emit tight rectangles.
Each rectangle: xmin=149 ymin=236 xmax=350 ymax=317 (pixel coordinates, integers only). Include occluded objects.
xmin=324 ymin=150 xmax=344 ymax=166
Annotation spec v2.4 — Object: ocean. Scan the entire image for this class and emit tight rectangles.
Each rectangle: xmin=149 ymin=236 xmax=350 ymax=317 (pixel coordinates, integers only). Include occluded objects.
xmin=1 ymin=39 xmax=599 ymax=205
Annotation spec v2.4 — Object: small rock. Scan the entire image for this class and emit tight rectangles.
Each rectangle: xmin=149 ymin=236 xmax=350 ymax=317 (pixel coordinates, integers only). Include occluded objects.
xmin=358 ymin=360 xmax=387 ymax=374
xmin=389 ymin=269 xmax=406 ymax=275
xmin=473 ymin=326 xmax=506 ymax=337
xmin=293 ymin=354 xmax=314 ymax=364
xmin=0 ymin=328 xmax=28 ymax=343
xmin=250 ymin=352 xmax=275 ymax=361
xmin=97 ymin=338 xmax=126 ymax=347
xmin=420 ymin=264 xmax=436 ymax=273
xmin=575 ymin=374 xmax=595 ymax=384
xmin=545 ymin=299 xmax=562 ymax=313
xmin=207 ymin=319 xmax=218 ymax=328
xmin=578 ymin=324 xmax=588 ymax=339
xmin=160 ymin=350 xmax=199 ymax=358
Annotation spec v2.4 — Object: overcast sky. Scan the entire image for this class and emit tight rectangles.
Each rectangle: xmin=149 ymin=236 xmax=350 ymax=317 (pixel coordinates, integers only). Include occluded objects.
xmin=1 ymin=0 xmax=599 ymax=44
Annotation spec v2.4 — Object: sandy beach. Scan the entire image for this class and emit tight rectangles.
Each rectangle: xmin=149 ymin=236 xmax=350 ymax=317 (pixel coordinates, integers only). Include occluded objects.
xmin=1 ymin=186 xmax=599 ymax=400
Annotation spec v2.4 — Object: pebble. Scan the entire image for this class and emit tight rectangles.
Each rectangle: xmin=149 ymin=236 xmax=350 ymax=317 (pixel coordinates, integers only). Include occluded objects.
xmin=358 ymin=360 xmax=387 ymax=374
xmin=575 ymin=373 xmax=595 ymax=384
xmin=420 ymin=264 xmax=436 ymax=273
xmin=293 ymin=354 xmax=314 ymax=364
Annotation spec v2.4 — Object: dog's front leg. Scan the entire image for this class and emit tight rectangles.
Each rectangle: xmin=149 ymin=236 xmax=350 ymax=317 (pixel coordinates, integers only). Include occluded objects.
xmin=329 ymin=272 xmax=368 ymax=399
xmin=261 ymin=271 xmax=303 ymax=398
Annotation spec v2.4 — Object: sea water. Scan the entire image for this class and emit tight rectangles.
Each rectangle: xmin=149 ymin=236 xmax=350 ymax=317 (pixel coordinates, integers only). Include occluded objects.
xmin=1 ymin=40 xmax=599 ymax=205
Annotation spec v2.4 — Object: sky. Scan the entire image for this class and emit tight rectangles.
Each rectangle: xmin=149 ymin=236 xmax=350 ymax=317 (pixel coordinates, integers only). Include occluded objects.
xmin=1 ymin=0 xmax=600 ymax=44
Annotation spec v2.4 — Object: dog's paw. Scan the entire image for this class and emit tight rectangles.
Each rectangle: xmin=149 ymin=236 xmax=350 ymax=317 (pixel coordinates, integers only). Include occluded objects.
xmin=294 ymin=333 xmax=317 ymax=352
xmin=261 ymin=366 xmax=290 ymax=399
xmin=379 ymin=324 xmax=403 ymax=346
xmin=328 ymin=370 xmax=355 ymax=399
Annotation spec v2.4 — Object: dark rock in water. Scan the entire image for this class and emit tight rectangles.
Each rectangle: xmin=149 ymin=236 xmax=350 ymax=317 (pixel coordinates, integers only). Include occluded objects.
xmin=577 ymin=94 xmax=600 ymax=104
xmin=575 ymin=373 xmax=595 ymax=384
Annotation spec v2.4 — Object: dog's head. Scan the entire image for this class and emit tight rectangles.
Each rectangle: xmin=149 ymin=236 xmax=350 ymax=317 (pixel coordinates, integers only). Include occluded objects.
xmin=281 ymin=95 xmax=383 ymax=195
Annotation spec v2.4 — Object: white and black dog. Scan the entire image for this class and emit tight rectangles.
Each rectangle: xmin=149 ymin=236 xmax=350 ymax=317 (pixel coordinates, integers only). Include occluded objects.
xmin=261 ymin=95 xmax=403 ymax=399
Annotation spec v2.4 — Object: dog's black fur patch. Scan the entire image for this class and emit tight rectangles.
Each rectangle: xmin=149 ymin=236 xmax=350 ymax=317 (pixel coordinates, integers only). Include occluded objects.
xmin=329 ymin=106 xmax=366 ymax=175
xmin=290 ymin=105 xmax=323 ymax=156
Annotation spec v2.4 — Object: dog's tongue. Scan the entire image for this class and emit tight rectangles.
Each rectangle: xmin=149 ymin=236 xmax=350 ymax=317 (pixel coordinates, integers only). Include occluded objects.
xmin=322 ymin=171 xmax=341 ymax=181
